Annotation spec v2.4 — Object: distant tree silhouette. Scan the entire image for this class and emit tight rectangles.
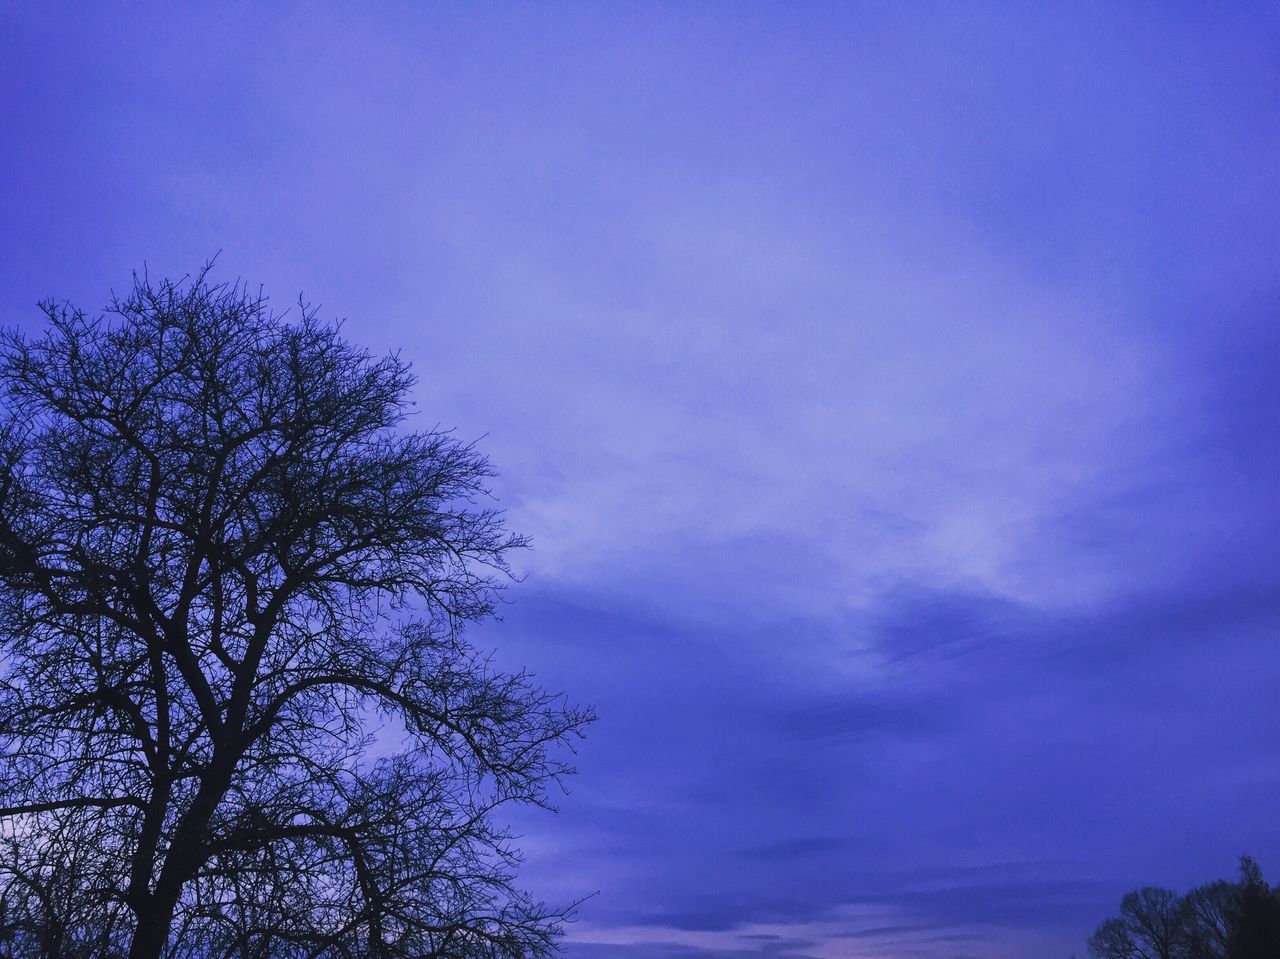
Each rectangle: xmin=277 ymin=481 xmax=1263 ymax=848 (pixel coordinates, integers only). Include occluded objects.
xmin=1089 ymin=917 xmax=1141 ymax=959
xmin=1181 ymin=880 xmax=1240 ymax=959
xmin=1087 ymin=857 xmax=1280 ymax=959
xmin=1229 ymin=857 xmax=1280 ymax=959
xmin=1089 ymin=887 xmax=1184 ymax=959
xmin=0 ymin=268 xmax=592 ymax=958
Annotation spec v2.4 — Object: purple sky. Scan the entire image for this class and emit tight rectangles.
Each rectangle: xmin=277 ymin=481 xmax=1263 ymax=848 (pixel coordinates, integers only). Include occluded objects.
xmin=3 ymin=5 xmax=1279 ymax=957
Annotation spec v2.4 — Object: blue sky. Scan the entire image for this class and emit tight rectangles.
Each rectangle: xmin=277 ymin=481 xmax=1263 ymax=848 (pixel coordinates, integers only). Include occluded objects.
xmin=3 ymin=4 xmax=1278 ymax=957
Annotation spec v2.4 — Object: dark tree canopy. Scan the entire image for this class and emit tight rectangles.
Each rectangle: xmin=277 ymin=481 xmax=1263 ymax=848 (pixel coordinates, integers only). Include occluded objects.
xmin=1087 ymin=857 xmax=1280 ymax=959
xmin=0 ymin=269 xmax=592 ymax=959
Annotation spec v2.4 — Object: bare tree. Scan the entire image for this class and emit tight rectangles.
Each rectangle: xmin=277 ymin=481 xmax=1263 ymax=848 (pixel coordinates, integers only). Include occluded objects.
xmin=1180 ymin=881 xmax=1239 ymax=959
xmin=1088 ymin=888 xmax=1185 ymax=959
xmin=1122 ymin=888 xmax=1189 ymax=959
xmin=0 ymin=268 xmax=592 ymax=959
xmin=1089 ymin=917 xmax=1140 ymax=959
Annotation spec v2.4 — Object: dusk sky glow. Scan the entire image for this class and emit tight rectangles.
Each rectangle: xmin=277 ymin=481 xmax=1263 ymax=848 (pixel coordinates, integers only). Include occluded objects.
xmin=3 ymin=5 xmax=1279 ymax=958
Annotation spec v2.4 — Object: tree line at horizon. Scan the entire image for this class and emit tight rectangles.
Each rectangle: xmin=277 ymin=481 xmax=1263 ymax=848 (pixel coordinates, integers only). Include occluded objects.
xmin=1087 ymin=856 xmax=1280 ymax=959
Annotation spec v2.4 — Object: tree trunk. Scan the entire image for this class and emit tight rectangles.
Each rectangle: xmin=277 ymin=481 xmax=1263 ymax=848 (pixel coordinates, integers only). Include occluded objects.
xmin=127 ymin=752 xmax=232 ymax=959
xmin=128 ymin=898 xmax=176 ymax=959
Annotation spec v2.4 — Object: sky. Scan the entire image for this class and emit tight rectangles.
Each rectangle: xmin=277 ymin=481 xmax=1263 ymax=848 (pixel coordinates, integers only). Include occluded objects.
xmin=2 ymin=4 xmax=1278 ymax=957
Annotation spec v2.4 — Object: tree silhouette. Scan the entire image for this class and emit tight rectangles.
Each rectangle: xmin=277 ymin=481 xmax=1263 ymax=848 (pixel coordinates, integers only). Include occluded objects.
xmin=1087 ymin=858 xmax=1280 ymax=959
xmin=1228 ymin=857 xmax=1280 ymax=959
xmin=1089 ymin=887 xmax=1184 ymax=959
xmin=1088 ymin=917 xmax=1141 ymax=959
xmin=0 ymin=268 xmax=592 ymax=959
xmin=1181 ymin=880 xmax=1240 ymax=959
